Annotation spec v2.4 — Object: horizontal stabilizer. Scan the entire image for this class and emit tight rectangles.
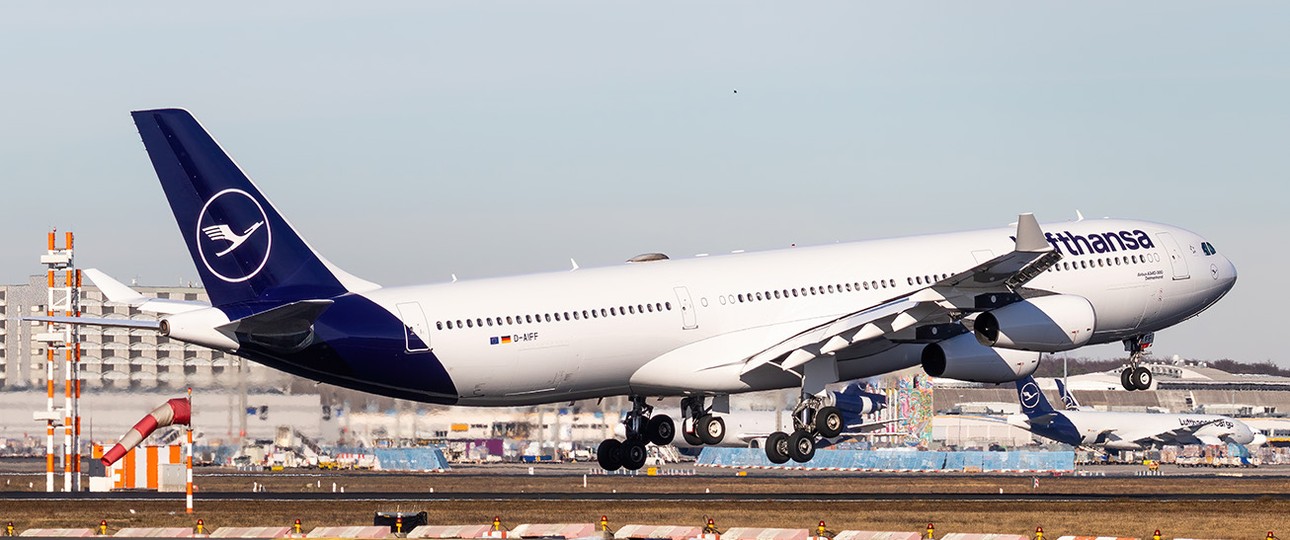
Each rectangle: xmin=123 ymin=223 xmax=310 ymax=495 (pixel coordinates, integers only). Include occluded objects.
xmin=220 ymin=299 xmax=333 ymax=336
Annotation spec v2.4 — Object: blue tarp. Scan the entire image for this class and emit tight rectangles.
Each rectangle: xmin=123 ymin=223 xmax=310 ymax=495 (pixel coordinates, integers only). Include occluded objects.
xmin=697 ymin=448 xmax=1073 ymax=471
xmin=323 ymin=446 xmax=452 ymax=471
xmin=372 ymin=447 xmax=451 ymax=471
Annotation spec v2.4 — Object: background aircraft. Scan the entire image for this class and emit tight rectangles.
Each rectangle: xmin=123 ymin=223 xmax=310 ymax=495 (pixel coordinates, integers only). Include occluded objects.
xmin=33 ymin=109 xmax=1237 ymax=471
xmin=1008 ymin=375 xmax=1262 ymax=451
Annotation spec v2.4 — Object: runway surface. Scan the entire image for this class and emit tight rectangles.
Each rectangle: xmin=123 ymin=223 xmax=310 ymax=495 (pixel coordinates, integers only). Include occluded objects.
xmin=2 ymin=489 xmax=1287 ymax=502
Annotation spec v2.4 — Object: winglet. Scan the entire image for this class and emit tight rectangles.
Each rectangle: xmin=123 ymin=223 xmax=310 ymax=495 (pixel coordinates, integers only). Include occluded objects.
xmin=1014 ymin=213 xmax=1051 ymax=253
xmin=83 ymin=268 xmax=147 ymax=306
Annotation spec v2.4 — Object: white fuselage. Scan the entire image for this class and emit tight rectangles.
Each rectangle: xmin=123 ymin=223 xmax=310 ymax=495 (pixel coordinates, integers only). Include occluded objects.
xmin=1008 ymin=410 xmax=1257 ymax=450
xmin=358 ymin=218 xmax=1235 ymax=405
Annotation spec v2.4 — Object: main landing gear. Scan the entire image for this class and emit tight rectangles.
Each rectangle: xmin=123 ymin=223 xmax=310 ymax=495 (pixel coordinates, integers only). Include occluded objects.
xmin=597 ymin=396 xmax=675 ymax=471
xmin=680 ymin=395 xmax=727 ymax=447
xmin=764 ymin=394 xmax=843 ymax=465
xmin=1120 ymin=333 xmax=1154 ymax=391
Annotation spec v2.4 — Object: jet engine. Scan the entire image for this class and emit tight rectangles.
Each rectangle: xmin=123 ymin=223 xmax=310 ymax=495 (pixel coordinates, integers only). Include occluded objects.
xmin=921 ymin=332 xmax=1041 ymax=383
xmin=974 ymin=295 xmax=1095 ymax=352
xmin=160 ymin=307 xmax=239 ymax=352
xmin=828 ymin=383 xmax=887 ymax=417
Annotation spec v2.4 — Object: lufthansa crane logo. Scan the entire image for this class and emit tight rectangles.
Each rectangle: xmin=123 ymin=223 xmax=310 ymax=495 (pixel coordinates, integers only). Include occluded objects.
xmin=196 ymin=189 xmax=272 ymax=283
xmin=1020 ymin=382 xmax=1042 ymax=410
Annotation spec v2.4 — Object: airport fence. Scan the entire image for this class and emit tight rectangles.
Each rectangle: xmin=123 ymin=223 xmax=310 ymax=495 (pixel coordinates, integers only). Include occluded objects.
xmin=696 ymin=448 xmax=1074 ymax=472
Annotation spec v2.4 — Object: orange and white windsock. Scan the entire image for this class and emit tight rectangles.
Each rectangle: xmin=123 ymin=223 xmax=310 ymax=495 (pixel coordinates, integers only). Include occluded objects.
xmin=102 ymin=397 xmax=191 ymax=467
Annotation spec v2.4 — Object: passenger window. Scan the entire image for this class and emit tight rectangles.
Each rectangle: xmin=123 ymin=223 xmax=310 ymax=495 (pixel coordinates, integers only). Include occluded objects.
xmin=456 ymin=320 xmax=464 ymax=328
xmin=436 ymin=321 xmax=443 ymax=330
xmin=665 ymin=302 xmax=672 ymax=310
xmin=545 ymin=314 xmax=552 ymax=322
xmin=466 ymin=319 xmax=474 ymax=328
xmin=446 ymin=321 xmax=454 ymax=329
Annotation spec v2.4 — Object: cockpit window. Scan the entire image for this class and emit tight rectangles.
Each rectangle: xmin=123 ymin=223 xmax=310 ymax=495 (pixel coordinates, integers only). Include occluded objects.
xmin=1201 ymin=242 xmax=1217 ymax=256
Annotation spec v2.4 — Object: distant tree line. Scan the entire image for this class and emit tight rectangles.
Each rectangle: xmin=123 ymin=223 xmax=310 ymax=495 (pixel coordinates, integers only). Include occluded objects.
xmin=1034 ymin=356 xmax=1290 ymax=378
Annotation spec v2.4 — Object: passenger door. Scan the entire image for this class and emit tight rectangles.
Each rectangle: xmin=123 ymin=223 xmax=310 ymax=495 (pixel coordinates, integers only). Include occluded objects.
xmin=673 ymin=286 xmax=698 ymax=330
xmin=395 ymin=302 xmax=431 ymax=352
xmin=1156 ymin=232 xmax=1191 ymax=280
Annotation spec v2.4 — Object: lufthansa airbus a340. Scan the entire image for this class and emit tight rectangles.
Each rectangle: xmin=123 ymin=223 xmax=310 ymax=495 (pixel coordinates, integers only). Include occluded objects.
xmin=35 ymin=109 xmax=1237 ymax=470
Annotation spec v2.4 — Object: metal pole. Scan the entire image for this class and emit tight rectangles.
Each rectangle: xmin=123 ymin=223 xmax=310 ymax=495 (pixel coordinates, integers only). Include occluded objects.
xmin=186 ymin=387 xmax=194 ymax=514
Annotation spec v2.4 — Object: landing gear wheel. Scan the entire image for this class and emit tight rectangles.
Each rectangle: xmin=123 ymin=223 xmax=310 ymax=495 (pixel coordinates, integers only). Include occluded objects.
xmin=765 ymin=432 xmax=790 ymax=464
xmin=597 ymin=439 xmax=622 ymax=471
xmin=1120 ymin=368 xmax=1135 ymax=391
xmin=682 ymin=425 xmax=703 ymax=446
xmin=698 ymin=415 xmax=726 ymax=445
xmin=647 ymin=415 xmax=675 ymax=446
xmin=788 ymin=429 xmax=816 ymax=463
xmin=621 ymin=440 xmax=648 ymax=471
xmin=1131 ymin=366 xmax=1153 ymax=391
xmin=816 ymin=406 xmax=843 ymax=438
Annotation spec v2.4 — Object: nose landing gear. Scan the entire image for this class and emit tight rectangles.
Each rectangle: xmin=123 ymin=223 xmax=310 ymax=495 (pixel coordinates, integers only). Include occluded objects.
xmin=1120 ymin=333 xmax=1154 ymax=391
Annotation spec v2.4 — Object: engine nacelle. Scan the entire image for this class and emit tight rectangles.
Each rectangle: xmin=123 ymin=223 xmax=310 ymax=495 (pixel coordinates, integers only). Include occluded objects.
xmin=921 ymin=332 xmax=1041 ymax=383
xmin=974 ymin=295 xmax=1095 ymax=353
xmin=160 ymin=307 xmax=239 ymax=352
xmin=828 ymin=383 xmax=887 ymax=416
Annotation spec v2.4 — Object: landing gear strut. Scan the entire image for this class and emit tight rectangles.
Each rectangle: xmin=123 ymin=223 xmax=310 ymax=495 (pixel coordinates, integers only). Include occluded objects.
xmin=596 ymin=396 xmax=674 ymax=472
xmin=1120 ymin=333 xmax=1154 ymax=391
xmin=765 ymin=396 xmax=842 ymax=464
xmin=680 ymin=396 xmax=726 ymax=446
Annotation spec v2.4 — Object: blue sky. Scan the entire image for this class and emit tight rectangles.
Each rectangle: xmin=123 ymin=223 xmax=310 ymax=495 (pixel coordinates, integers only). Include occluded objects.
xmin=1 ymin=2 xmax=1286 ymax=364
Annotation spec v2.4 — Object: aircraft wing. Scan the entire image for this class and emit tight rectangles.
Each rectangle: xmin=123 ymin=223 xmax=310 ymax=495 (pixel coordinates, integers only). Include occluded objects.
xmin=25 ymin=315 xmax=161 ymax=330
xmin=1142 ymin=419 xmax=1224 ymax=447
xmin=741 ymin=214 xmax=1059 ymax=375
xmin=84 ymin=268 xmax=210 ymax=315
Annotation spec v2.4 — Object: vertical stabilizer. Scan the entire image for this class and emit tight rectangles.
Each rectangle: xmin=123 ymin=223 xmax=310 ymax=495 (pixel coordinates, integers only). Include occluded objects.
xmin=131 ymin=109 xmax=361 ymax=306
xmin=1015 ymin=376 xmax=1056 ymax=417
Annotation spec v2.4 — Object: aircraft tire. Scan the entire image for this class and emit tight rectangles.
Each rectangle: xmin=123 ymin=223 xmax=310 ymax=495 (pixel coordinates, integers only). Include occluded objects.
xmin=647 ymin=415 xmax=676 ymax=446
xmin=765 ymin=431 xmax=791 ymax=464
xmin=621 ymin=440 xmax=648 ymax=471
xmin=816 ymin=406 xmax=844 ymax=438
xmin=682 ymin=427 xmax=703 ymax=446
xmin=597 ymin=439 xmax=623 ymax=471
xmin=788 ymin=429 xmax=815 ymax=463
xmin=1132 ymin=367 xmax=1153 ymax=390
xmin=1120 ymin=368 xmax=1135 ymax=391
xmin=698 ymin=415 xmax=726 ymax=445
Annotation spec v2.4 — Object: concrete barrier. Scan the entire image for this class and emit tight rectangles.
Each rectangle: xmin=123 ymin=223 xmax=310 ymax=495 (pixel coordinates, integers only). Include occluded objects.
xmin=305 ymin=526 xmax=390 ymax=539
xmin=209 ymin=527 xmax=294 ymax=538
xmin=408 ymin=525 xmax=494 ymax=539
xmin=509 ymin=524 xmax=598 ymax=539
xmin=833 ymin=531 xmax=923 ymax=540
xmin=1055 ymin=536 xmax=1140 ymax=540
xmin=18 ymin=529 xmax=96 ymax=537
xmin=614 ymin=525 xmax=703 ymax=540
xmin=719 ymin=528 xmax=810 ymax=540
xmin=113 ymin=528 xmax=197 ymax=537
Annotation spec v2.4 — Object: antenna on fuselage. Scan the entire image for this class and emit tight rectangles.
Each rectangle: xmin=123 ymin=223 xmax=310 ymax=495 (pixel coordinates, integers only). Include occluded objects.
xmin=1075 ymin=210 xmax=1085 ymax=221
xmin=570 ymin=259 xmax=579 ymax=271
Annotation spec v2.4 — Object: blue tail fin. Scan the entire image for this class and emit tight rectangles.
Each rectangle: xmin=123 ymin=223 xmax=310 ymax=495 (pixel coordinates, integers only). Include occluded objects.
xmin=131 ymin=109 xmax=353 ymax=307
xmin=1055 ymin=378 xmax=1081 ymax=410
xmin=1015 ymin=376 xmax=1056 ymax=417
